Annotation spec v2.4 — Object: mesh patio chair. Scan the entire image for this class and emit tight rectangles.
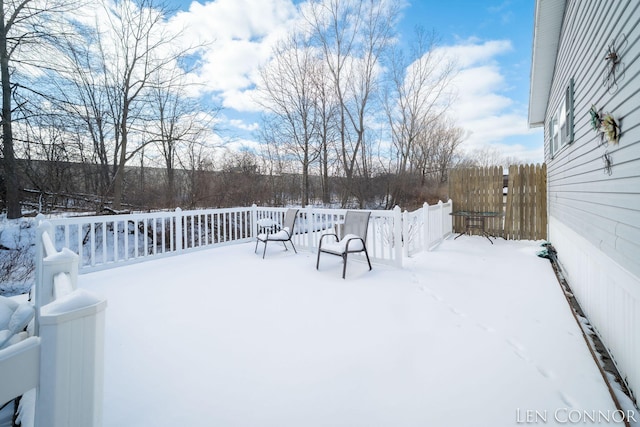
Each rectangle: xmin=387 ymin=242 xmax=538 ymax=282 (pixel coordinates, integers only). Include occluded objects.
xmin=255 ymin=208 xmax=299 ymax=259
xmin=316 ymin=210 xmax=372 ymax=279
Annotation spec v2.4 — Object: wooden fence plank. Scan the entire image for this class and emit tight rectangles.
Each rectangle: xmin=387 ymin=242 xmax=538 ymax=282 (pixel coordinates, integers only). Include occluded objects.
xmin=448 ymin=166 xmax=504 ymax=236
xmin=450 ymin=164 xmax=546 ymax=241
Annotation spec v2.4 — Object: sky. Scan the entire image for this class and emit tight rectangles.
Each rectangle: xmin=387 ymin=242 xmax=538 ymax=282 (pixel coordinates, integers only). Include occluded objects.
xmin=165 ymin=0 xmax=544 ymax=164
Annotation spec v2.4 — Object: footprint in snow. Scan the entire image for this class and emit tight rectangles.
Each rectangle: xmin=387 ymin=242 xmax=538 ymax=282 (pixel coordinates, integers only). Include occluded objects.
xmin=430 ymin=293 xmax=444 ymax=302
xmin=419 ymin=286 xmax=445 ymax=302
xmin=476 ymin=322 xmax=496 ymax=333
xmin=559 ymin=391 xmax=578 ymax=408
xmin=448 ymin=305 xmax=467 ymax=317
xmin=507 ymin=338 xmax=532 ymax=362
xmin=536 ymin=365 xmax=555 ymax=379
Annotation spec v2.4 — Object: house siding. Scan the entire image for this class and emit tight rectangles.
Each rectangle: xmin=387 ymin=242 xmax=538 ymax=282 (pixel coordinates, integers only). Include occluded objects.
xmin=544 ymin=0 xmax=640 ymax=399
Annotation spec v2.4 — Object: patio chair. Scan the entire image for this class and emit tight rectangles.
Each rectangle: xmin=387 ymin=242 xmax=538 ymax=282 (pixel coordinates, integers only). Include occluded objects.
xmin=255 ymin=208 xmax=299 ymax=259
xmin=316 ymin=210 xmax=372 ymax=279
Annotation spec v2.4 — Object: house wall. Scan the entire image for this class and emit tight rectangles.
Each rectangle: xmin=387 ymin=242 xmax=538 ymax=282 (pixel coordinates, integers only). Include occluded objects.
xmin=544 ymin=0 xmax=640 ymax=397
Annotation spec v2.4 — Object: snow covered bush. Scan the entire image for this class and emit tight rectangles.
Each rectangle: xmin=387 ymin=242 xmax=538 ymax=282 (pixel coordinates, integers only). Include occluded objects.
xmin=0 ymin=217 xmax=35 ymax=296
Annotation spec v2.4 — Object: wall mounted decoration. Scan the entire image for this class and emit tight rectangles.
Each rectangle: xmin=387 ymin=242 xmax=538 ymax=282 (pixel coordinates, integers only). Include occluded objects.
xmin=589 ymin=105 xmax=620 ymax=146
xmin=603 ymin=33 xmax=627 ymax=93
xmin=602 ymin=151 xmax=613 ymax=176
xmin=589 ymin=105 xmax=602 ymax=132
xmin=601 ymin=113 xmax=620 ymax=145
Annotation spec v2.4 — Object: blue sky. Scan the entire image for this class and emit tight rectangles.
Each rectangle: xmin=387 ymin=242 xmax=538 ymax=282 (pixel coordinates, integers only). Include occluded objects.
xmin=167 ymin=0 xmax=543 ymax=163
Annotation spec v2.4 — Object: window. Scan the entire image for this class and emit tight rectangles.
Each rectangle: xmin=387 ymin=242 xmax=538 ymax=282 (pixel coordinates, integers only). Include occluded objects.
xmin=564 ymin=78 xmax=574 ymax=144
xmin=550 ymin=115 xmax=559 ymax=157
xmin=549 ymin=78 xmax=574 ymax=158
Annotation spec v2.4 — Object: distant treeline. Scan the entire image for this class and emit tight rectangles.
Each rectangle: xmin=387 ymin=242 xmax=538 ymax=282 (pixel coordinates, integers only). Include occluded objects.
xmin=1 ymin=156 xmax=450 ymax=214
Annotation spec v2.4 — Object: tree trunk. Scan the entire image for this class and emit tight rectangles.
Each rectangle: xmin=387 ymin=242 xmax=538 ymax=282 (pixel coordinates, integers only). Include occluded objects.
xmin=321 ymin=136 xmax=330 ymax=204
xmin=0 ymin=12 xmax=21 ymax=218
xmin=112 ymin=133 xmax=127 ymax=210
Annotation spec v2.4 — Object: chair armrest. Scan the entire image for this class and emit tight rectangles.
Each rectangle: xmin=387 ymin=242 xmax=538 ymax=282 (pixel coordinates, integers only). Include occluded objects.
xmin=344 ymin=236 xmax=366 ymax=252
xmin=318 ymin=232 xmax=339 ymax=249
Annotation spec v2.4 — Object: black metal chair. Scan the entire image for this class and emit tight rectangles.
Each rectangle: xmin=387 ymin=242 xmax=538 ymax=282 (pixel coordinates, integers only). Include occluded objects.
xmin=255 ymin=208 xmax=298 ymax=258
xmin=316 ymin=210 xmax=372 ymax=279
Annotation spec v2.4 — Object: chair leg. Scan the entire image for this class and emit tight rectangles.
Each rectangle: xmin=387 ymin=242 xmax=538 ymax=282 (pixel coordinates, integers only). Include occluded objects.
xmin=364 ymin=248 xmax=372 ymax=271
xmin=262 ymin=241 xmax=268 ymax=259
xmin=342 ymin=253 xmax=348 ymax=279
xmin=316 ymin=248 xmax=322 ymax=270
xmin=290 ymin=240 xmax=297 ymax=254
xmin=255 ymin=239 xmax=259 ymax=254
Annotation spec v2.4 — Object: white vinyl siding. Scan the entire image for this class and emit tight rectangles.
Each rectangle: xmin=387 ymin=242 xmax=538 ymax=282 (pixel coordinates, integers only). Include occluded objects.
xmin=545 ymin=0 xmax=640 ymax=279
xmin=542 ymin=0 xmax=640 ymax=399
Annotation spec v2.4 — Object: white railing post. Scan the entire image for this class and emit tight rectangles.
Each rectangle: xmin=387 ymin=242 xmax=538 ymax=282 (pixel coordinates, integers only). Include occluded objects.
xmin=445 ymin=199 xmax=453 ymax=235
xmin=306 ymin=206 xmax=314 ymax=250
xmin=41 ymin=249 xmax=79 ymax=302
xmin=422 ymin=202 xmax=430 ymax=253
xmin=437 ymin=200 xmax=444 ymax=242
xmin=36 ymin=290 xmax=107 ymax=427
xmin=402 ymin=209 xmax=409 ymax=258
xmin=34 ymin=218 xmax=47 ymax=335
xmin=175 ymin=207 xmax=183 ymax=253
xmin=35 ymin=221 xmax=79 ymax=334
xmin=251 ymin=204 xmax=258 ymax=239
xmin=393 ymin=206 xmax=403 ymax=268
xmin=32 ymin=215 xmax=107 ymax=427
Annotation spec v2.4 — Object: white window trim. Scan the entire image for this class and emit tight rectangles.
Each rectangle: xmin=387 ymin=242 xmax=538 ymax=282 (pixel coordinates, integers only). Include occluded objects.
xmin=549 ymin=78 xmax=574 ymax=158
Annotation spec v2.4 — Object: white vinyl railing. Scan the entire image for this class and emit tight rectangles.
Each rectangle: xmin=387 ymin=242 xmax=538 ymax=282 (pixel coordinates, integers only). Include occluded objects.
xmin=44 ymin=202 xmax=452 ymax=273
xmin=0 ymin=217 xmax=107 ymax=427
xmin=1 ymin=203 xmax=450 ymax=425
xmin=403 ymin=201 xmax=454 ymax=257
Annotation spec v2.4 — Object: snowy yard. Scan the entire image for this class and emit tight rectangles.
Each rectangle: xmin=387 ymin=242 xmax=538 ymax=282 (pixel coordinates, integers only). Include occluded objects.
xmin=81 ymin=236 xmax=628 ymax=427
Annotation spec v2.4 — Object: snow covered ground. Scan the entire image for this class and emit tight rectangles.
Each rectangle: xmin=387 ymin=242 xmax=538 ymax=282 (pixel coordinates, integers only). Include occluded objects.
xmin=81 ymin=236 xmax=636 ymax=427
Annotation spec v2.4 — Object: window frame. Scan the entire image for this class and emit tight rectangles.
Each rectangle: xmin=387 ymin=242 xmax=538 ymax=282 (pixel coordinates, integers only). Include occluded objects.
xmin=549 ymin=78 xmax=574 ymax=158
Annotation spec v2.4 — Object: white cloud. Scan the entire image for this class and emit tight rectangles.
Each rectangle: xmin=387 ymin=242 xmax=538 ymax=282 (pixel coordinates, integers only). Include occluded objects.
xmin=439 ymin=39 xmax=513 ymax=68
xmin=229 ymin=119 xmax=260 ymax=132
xmin=169 ymin=0 xmax=297 ymax=109
xmin=438 ymin=39 xmax=541 ymax=161
xmin=168 ymin=4 xmax=540 ymax=163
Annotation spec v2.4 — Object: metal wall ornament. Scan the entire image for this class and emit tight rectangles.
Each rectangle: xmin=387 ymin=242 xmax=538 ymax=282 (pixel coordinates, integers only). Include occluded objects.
xmin=602 ymin=151 xmax=613 ymax=176
xmin=603 ymin=33 xmax=627 ymax=93
xmin=589 ymin=105 xmax=602 ymax=132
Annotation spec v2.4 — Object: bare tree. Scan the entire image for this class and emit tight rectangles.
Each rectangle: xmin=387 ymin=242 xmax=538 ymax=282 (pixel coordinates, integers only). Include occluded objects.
xmin=311 ymin=62 xmax=338 ymax=204
xmin=303 ymin=0 xmax=399 ymax=207
xmin=54 ymin=26 xmax=116 ymax=202
xmin=257 ymin=32 xmax=321 ymax=207
xmin=465 ymin=146 xmax=523 ymax=168
xmin=179 ymin=139 xmax=215 ymax=208
xmin=415 ymin=119 xmax=464 ymax=184
xmin=148 ymin=66 xmax=219 ymax=207
xmin=0 ymin=0 xmax=76 ymax=218
xmin=98 ymin=0 xmax=193 ymax=210
xmin=382 ymin=28 xmax=457 ymax=207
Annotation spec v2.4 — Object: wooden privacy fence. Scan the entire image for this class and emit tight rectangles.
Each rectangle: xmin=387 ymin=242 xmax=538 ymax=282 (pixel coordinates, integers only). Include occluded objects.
xmin=449 ymin=164 xmax=547 ymax=240
xmin=504 ymin=164 xmax=547 ymax=240
xmin=449 ymin=167 xmax=504 ymax=236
